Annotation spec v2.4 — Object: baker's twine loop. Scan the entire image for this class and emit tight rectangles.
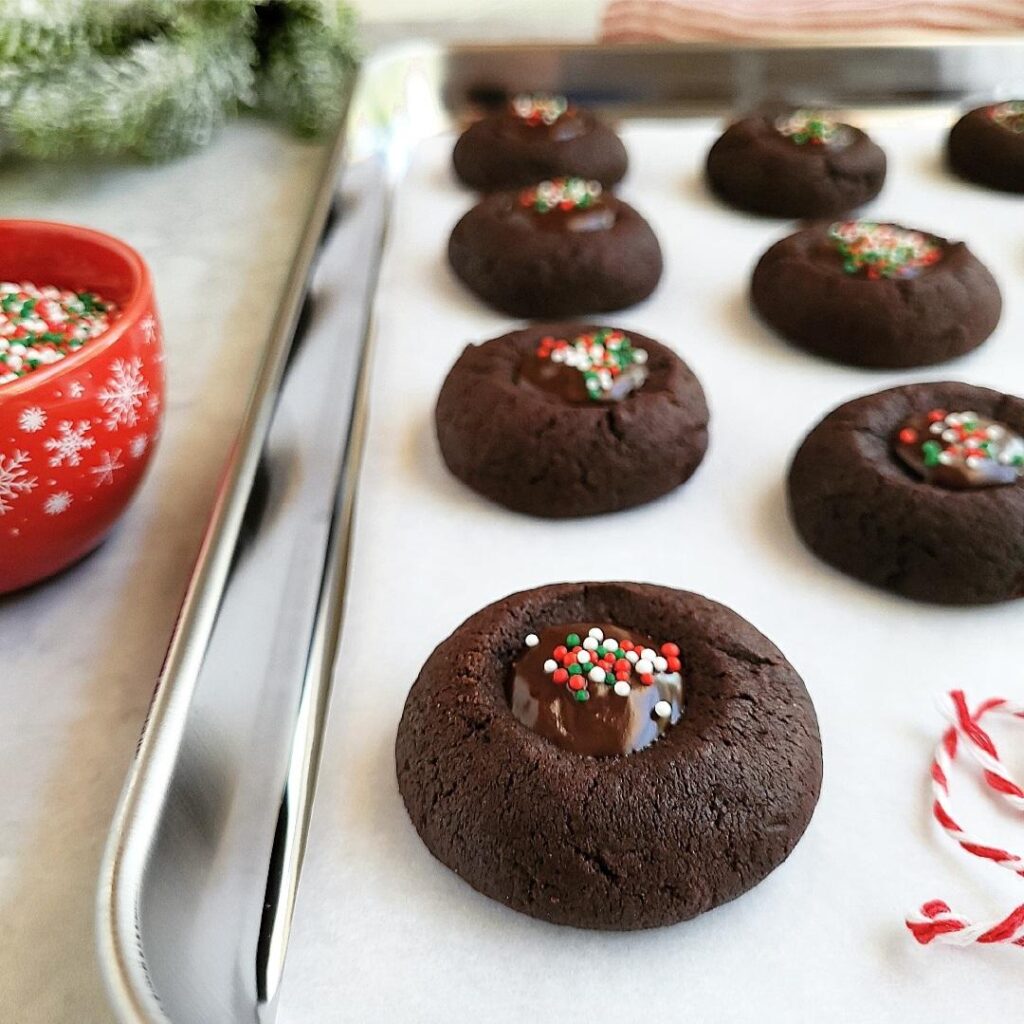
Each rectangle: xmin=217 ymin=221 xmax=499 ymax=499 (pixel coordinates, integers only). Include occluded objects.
xmin=906 ymin=690 xmax=1024 ymax=949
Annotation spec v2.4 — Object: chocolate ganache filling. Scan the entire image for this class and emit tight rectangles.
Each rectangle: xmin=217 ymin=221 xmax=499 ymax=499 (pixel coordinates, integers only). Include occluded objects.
xmin=515 ymin=178 xmax=616 ymax=233
xmin=989 ymin=101 xmax=1024 ymax=134
xmin=506 ymin=93 xmax=587 ymax=142
xmin=508 ymin=623 xmax=684 ymax=757
xmin=774 ymin=109 xmax=853 ymax=149
xmin=519 ymin=329 xmax=648 ymax=404
xmin=894 ymin=408 xmax=1024 ymax=490
xmin=827 ymin=221 xmax=944 ymax=280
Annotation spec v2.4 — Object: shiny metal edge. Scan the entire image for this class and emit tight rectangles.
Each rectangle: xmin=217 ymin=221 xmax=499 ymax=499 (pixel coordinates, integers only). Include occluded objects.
xmin=96 ymin=102 xmax=353 ymax=1024
xmin=439 ymin=37 xmax=1024 ymax=113
xmin=95 ymin=36 xmax=1024 ymax=1024
xmin=253 ymin=192 xmax=383 ymax=1024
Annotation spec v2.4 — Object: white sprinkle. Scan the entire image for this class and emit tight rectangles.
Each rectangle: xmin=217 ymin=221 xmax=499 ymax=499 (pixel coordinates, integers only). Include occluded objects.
xmin=582 ymin=636 xmax=599 ymax=651
xmin=525 ymin=634 xmax=539 ymax=648
xmin=930 ymin=423 xmax=944 ymax=434
xmin=588 ymin=667 xmax=606 ymax=684
xmin=653 ymin=656 xmax=668 ymax=673
xmin=625 ymin=650 xmax=639 ymax=664
xmin=635 ymin=658 xmax=653 ymax=675
xmin=938 ymin=452 xmax=955 ymax=466
xmin=641 ymin=648 xmax=657 ymax=662
xmin=614 ymin=680 xmax=631 ymax=697
xmin=942 ymin=429 xmax=958 ymax=443
xmin=654 ymin=700 xmax=672 ymax=719
xmin=966 ymin=456 xmax=983 ymax=469
xmin=543 ymin=659 xmax=558 ymax=673
xmin=603 ymin=637 xmax=618 ymax=651
xmin=633 ymin=348 xmax=648 ymax=364
xmin=577 ymin=650 xmax=591 ymax=664
xmin=588 ymin=627 xmax=604 ymax=640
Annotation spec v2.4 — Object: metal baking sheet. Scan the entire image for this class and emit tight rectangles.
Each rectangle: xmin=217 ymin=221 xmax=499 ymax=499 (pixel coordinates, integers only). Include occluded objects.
xmin=100 ymin=41 xmax=1024 ymax=1024
xmin=98 ymin=135 xmax=390 ymax=1022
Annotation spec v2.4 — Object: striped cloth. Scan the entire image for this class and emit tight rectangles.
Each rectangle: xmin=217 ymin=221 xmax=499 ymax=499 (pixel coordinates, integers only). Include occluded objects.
xmin=601 ymin=0 xmax=1024 ymax=42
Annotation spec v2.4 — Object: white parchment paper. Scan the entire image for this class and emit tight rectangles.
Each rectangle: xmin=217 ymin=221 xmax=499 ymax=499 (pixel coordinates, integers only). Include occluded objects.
xmin=278 ymin=115 xmax=1024 ymax=1023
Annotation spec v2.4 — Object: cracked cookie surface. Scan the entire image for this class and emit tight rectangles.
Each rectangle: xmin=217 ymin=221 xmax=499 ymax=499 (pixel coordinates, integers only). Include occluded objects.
xmin=705 ymin=113 xmax=886 ymax=218
xmin=947 ymin=103 xmax=1024 ymax=194
xmin=395 ymin=581 xmax=823 ymax=930
xmin=751 ymin=223 xmax=1001 ymax=368
xmin=788 ymin=381 xmax=1024 ymax=603
xmin=434 ymin=324 xmax=708 ymax=517
xmin=453 ymin=106 xmax=628 ymax=191
xmin=447 ymin=190 xmax=662 ymax=317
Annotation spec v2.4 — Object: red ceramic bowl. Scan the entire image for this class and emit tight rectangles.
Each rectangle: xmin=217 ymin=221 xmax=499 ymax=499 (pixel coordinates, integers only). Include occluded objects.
xmin=0 ymin=220 xmax=165 ymax=594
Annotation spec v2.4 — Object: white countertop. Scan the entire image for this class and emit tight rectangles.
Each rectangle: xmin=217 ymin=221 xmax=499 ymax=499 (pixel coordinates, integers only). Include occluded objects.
xmin=0 ymin=122 xmax=326 ymax=1023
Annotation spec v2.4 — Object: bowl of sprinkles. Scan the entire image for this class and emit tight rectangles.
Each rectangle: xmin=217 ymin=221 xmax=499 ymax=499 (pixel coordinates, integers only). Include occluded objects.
xmin=0 ymin=220 xmax=164 ymax=594
xmin=0 ymin=283 xmax=118 ymax=386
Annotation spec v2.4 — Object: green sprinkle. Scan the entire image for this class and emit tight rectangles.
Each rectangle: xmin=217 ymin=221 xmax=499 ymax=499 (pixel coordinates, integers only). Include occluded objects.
xmin=568 ymin=664 xmax=582 ymax=676
xmin=565 ymin=633 xmax=580 ymax=647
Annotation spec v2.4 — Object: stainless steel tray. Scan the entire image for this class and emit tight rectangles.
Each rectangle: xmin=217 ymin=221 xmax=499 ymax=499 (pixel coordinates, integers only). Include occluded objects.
xmin=97 ymin=39 xmax=1024 ymax=1024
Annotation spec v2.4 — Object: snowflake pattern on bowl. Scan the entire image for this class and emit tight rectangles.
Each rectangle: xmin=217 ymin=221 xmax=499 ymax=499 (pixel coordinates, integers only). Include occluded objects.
xmin=98 ymin=356 xmax=149 ymax=430
xmin=0 ymin=313 xmax=164 ymax=554
xmin=0 ymin=450 xmax=37 ymax=516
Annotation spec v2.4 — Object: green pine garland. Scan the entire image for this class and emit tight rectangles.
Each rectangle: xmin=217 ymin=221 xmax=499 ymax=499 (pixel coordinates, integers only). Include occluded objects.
xmin=0 ymin=0 xmax=359 ymax=162
xmin=256 ymin=0 xmax=359 ymax=138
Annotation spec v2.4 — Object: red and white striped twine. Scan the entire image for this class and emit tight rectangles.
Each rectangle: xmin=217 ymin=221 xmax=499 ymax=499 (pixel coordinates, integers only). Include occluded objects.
xmin=906 ymin=690 xmax=1024 ymax=949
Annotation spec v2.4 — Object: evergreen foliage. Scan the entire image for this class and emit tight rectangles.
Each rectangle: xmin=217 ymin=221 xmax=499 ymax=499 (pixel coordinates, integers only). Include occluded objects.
xmin=0 ymin=0 xmax=359 ymax=160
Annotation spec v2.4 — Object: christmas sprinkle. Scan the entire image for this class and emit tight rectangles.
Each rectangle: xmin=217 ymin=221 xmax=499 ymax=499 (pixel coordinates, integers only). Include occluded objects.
xmin=0 ymin=282 xmax=118 ymax=386
xmin=828 ymin=221 xmax=943 ymax=280
xmin=775 ymin=109 xmax=848 ymax=146
xmin=520 ymin=177 xmax=602 ymax=213
xmin=529 ymin=627 xmax=683 ymax=704
xmin=895 ymin=408 xmax=1024 ymax=490
xmin=535 ymin=328 xmax=648 ymax=402
xmin=511 ymin=93 xmax=570 ymax=126
xmin=989 ymin=101 xmax=1024 ymax=134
